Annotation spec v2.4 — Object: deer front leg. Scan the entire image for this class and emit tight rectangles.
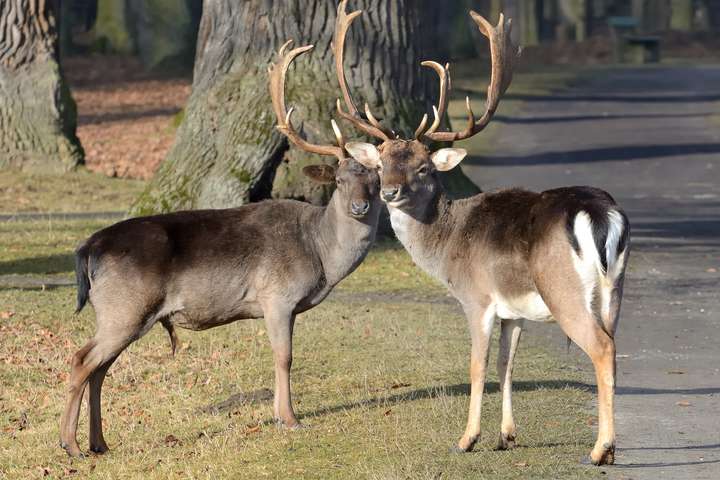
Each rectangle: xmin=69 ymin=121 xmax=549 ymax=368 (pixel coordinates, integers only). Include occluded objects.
xmin=264 ymin=306 xmax=301 ymax=429
xmin=454 ymin=302 xmax=496 ymax=452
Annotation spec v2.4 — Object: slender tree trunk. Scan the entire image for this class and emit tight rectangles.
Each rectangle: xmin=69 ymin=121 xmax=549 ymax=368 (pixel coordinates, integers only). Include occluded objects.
xmin=132 ymin=0 xmax=479 ymax=215
xmin=705 ymin=0 xmax=720 ymax=29
xmin=92 ymin=0 xmax=200 ymax=70
xmin=0 ymin=0 xmax=83 ymax=172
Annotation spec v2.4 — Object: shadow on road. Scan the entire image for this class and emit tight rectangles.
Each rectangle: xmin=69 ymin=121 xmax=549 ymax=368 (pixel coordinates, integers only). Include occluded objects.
xmin=492 ymin=112 xmax=715 ymax=125
xmin=466 ymin=143 xmax=720 ymax=166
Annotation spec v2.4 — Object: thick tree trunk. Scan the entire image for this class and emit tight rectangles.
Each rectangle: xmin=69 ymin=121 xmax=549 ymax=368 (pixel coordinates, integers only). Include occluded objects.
xmin=132 ymin=0 xmax=479 ymax=215
xmin=0 ymin=0 xmax=83 ymax=172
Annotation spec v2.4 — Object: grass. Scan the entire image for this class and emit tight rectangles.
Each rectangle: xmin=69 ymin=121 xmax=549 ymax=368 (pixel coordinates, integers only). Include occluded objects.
xmin=0 ymin=64 xmax=604 ymax=479
xmin=0 ymin=286 xmax=598 ymax=480
xmin=0 ymin=170 xmax=144 ymax=214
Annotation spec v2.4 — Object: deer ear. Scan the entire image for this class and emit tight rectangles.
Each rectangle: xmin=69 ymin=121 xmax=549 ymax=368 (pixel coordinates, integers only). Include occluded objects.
xmin=431 ymin=148 xmax=467 ymax=171
xmin=302 ymin=164 xmax=337 ymax=184
xmin=345 ymin=142 xmax=381 ymax=169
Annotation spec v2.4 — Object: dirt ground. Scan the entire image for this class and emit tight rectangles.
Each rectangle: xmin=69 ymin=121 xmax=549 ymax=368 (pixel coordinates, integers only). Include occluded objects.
xmin=64 ymin=55 xmax=191 ymax=180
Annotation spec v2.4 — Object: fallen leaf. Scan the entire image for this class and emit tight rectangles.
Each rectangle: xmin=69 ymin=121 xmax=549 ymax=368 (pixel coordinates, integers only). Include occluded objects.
xmin=514 ymin=462 xmax=528 ymax=467
xmin=706 ymin=267 xmax=717 ymax=273
xmin=245 ymin=425 xmax=261 ymax=434
xmin=390 ymin=382 xmax=411 ymax=389
xmin=164 ymin=434 xmax=180 ymax=446
xmin=383 ymin=409 xmax=392 ymax=416
xmin=18 ymin=411 xmax=29 ymax=430
xmin=0 ymin=311 xmax=14 ymax=319
xmin=676 ymin=400 xmax=691 ymax=407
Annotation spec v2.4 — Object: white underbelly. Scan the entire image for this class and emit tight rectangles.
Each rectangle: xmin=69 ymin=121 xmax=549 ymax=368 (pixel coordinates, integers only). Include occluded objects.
xmin=495 ymin=292 xmax=554 ymax=323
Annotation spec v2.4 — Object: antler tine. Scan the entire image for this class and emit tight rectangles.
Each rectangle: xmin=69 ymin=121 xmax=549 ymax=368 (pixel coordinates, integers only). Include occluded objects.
xmin=334 ymin=0 xmax=390 ymax=142
xmin=423 ymin=11 xmax=519 ymax=143
xmin=418 ymin=60 xmax=450 ymax=137
xmin=268 ymin=40 xmax=346 ymax=162
xmin=414 ymin=113 xmax=428 ymax=140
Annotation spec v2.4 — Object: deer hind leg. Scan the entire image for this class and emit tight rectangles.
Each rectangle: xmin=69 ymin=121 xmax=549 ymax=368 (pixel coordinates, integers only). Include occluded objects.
xmin=496 ymin=318 xmax=523 ymax=450
xmin=60 ymin=335 xmax=131 ymax=457
xmin=87 ymin=351 xmax=123 ymax=454
xmin=537 ymin=275 xmax=617 ymax=464
xmin=454 ymin=302 xmax=495 ymax=452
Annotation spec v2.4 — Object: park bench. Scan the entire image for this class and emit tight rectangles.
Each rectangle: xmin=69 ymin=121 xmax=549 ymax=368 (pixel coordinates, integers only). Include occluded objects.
xmin=608 ymin=16 xmax=660 ymax=64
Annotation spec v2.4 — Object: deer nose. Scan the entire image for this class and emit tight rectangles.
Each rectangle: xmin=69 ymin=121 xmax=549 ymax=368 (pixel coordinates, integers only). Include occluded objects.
xmin=381 ymin=186 xmax=400 ymax=201
xmin=351 ymin=200 xmax=370 ymax=216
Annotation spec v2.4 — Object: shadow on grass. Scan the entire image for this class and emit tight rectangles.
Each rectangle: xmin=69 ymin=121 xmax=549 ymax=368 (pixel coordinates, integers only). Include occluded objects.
xmin=303 ymin=380 xmax=592 ymax=421
xmin=0 ymin=253 xmax=74 ymax=275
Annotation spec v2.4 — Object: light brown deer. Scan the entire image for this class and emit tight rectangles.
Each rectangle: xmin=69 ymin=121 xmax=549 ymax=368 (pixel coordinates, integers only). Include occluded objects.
xmin=333 ymin=1 xmax=629 ymax=466
xmin=59 ymin=40 xmax=381 ymax=457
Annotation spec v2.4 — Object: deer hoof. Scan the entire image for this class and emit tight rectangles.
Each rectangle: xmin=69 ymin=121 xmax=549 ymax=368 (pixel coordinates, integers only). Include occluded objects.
xmin=583 ymin=442 xmax=615 ymax=466
xmin=451 ymin=435 xmax=478 ymax=453
xmin=496 ymin=432 xmax=516 ymax=450
xmin=275 ymin=418 xmax=306 ymax=430
xmin=60 ymin=441 xmax=85 ymax=458
xmin=89 ymin=442 xmax=109 ymax=454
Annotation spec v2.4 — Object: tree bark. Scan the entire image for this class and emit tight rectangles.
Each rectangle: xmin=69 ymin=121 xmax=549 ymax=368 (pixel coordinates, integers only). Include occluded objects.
xmin=132 ymin=0 xmax=479 ymax=215
xmin=0 ymin=0 xmax=83 ymax=172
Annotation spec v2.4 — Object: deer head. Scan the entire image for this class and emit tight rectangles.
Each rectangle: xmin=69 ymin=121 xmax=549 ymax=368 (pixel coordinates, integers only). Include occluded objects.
xmin=268 ymin=40 xmax=379 ymax=219
xmin=332 ymin=1 xmax=519 ymax=213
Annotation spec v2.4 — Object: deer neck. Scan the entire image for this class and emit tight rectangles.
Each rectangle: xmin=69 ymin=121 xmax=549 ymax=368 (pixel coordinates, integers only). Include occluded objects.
xmin=388 ymin=188 xmax=455 ymax=286
xmin=315 ymin=192 xmax=380 ymax=287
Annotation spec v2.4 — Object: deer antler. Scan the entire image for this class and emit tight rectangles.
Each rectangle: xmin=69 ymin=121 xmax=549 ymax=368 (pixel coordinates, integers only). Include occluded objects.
xmin=268 ymin=40 xmax=347 ymax=162
xmin=333 ymin=0 xmax=392 ymax=142
xmin=421 ymin=12 xmax=519 ymax=143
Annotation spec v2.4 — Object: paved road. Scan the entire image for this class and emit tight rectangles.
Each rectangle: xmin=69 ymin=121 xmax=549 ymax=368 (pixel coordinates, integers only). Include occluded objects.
xmin=461 ymin=65 xmax=720 ymax=479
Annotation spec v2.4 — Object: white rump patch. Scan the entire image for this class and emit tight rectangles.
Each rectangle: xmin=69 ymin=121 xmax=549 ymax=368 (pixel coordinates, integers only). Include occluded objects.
xmin=605 ymin=210 xmax=626 ymax=280
xmin=571 ymin=211 xmax=601 ymax=313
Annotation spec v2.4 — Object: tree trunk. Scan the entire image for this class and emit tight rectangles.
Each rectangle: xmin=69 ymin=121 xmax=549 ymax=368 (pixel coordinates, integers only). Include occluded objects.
xmin=0 ymin=0 xmax=83 ymax=172
xmin=92 ymin=0 xmax=200 ymax=71
xmin=132 ymin=0 xmax=479 ymax=215
xmin=705 ymin=0 xmax=720 ymax=29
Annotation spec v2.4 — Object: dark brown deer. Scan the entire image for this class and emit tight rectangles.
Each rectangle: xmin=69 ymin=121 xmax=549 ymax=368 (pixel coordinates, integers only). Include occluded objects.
xmin=59 ymin=40 xmax=381 ymax=457
xmin=333 ymin=1 xmax=629 ymax=466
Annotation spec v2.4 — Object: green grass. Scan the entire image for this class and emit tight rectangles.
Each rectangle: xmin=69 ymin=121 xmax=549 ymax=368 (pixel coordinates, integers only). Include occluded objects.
xmin=0 ymin=170 xmax=144 ymax=214
xmin=0 ymin=286 xmax=598 ymax=480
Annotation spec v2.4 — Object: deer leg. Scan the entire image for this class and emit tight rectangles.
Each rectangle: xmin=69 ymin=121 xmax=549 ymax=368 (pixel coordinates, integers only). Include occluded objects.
xmin=87 ymin=352 xmax=122 ymax=454
xmin=496 ymin=318 xmax=523 ymax=450
xmin=540 ymin=285 xmax=617 ymax=465
xmin=454 ymin=302 xmax=495 ymax=452
xmin=60 ymin=337 xmax=130 ymax=457
xmin=59 ymin=341 xmax=95 ymax=457
xmin=264 ymin=307 xmax=300 ymax=428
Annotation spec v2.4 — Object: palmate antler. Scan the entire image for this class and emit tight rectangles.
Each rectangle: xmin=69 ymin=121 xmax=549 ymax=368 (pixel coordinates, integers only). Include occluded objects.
xmin=419 ymin=12 xmax=520 ymax=143
xmin=333 ymin=0 xmax=393 ymax=142
xmin=268 ymin=40 xmax=347 ymax=163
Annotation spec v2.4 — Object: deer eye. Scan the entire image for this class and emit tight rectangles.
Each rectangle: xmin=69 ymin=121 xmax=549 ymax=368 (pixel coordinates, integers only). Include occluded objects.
xmin=417 ymin=165 xmax=429 ymax=176
xmin=336 ymin=178 xmax=344 ymax=185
